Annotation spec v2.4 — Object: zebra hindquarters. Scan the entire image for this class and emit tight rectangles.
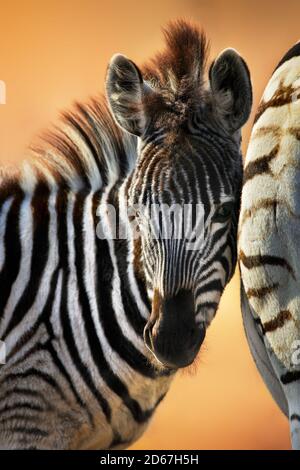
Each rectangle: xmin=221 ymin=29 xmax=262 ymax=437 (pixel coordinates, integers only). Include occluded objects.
xmin=238 ymin=39 xmax=300 ymax=450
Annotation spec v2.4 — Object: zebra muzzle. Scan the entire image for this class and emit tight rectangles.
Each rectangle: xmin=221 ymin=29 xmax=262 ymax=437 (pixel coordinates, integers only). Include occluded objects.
xmin=144 ymin=289 xmax=206 ymax=369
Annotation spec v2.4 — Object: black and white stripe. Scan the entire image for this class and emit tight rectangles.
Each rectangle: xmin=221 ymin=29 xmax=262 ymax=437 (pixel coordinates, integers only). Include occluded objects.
xmin=0 ymin=20 xmax=252 ymax=449
xmin=239 ymin=41 xmax=300 ymax=450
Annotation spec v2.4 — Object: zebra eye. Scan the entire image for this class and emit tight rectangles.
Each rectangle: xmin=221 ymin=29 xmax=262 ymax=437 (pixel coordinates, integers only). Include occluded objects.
xmin=213 ymin=202 xmax=233 ymax=223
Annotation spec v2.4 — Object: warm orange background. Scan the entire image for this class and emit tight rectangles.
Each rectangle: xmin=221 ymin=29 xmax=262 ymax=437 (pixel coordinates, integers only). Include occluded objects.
xmin=1 ymin=0 xmax=298 ymax=449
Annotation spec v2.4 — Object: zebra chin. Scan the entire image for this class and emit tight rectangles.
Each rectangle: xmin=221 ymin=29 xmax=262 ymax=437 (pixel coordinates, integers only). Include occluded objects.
xmin=143 ymin=289 xmax=206 ymax=369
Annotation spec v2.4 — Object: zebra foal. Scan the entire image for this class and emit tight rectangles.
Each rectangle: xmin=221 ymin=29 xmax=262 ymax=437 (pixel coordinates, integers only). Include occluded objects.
xmin=0 ymin=20 xmax=252 ymax=449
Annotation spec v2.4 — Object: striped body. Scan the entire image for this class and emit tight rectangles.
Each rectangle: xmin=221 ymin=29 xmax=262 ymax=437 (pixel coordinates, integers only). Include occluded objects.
xmin=0 ymin=101 xmax=173 ymax=449
xmin=239 ymin=43 xmax=300 ymax=449
xmin=0 ymin=21 xmax=252 ymax=449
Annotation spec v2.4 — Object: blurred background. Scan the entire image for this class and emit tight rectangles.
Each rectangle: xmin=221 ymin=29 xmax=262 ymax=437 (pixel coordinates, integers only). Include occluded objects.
xmin=1 ymin=0 xmax=298 ymax=449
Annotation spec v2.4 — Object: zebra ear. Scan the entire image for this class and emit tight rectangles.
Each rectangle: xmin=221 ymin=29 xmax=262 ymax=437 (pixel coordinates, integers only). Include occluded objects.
xmin=106 ymin=54 xmax=152 ymax=137
xmin=209 ymin=49 xmax=252 ymax=133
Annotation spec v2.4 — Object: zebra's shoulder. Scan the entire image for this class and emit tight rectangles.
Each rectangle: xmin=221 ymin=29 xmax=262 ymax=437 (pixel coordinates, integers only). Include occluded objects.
xmin=274 ymin=41 xmax=300 ymax=73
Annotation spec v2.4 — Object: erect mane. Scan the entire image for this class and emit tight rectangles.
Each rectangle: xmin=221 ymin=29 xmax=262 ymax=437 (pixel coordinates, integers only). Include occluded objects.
xmin=20 ymin=20 xmax=208 ymax=193
xmin=142 ymin=19 xmax=209 ymax=102
xmin=27 ymin=96 xmax=137 ymax=192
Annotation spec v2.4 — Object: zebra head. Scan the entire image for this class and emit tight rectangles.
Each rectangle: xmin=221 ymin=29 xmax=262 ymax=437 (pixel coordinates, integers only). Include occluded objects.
xmin=106 ymin=21 xmax=252 ymax=369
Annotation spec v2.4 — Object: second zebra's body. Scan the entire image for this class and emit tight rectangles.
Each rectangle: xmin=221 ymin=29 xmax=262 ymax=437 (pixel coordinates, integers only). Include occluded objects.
xmin=0 ymin=20 xmax=252 ymax=449
xmin=239 ymin=43 xmax=300 ymax=449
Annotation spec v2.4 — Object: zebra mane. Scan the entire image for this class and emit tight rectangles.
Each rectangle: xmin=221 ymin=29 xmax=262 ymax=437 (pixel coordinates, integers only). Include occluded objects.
xmin=142 ymin=19 xmax=209 ymax=104
xmin=16 ymin=20 xmax=208 ymax=194
xmin=27 ymin=96 xmax=137 ymax=192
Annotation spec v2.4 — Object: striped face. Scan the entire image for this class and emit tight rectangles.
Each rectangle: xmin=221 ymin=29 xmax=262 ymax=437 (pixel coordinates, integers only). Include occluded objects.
xmin=126 ymin=127 xmax=242 ymax=368
xmin=106 ymin=23 xmax=252 ymax=369
xmin=129 ymin=128 xmax=241 ymax=309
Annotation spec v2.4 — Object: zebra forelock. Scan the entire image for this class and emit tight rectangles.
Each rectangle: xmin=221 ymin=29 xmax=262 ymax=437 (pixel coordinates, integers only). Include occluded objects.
xmin=142 ymin=19 xmax=208 ymax=106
